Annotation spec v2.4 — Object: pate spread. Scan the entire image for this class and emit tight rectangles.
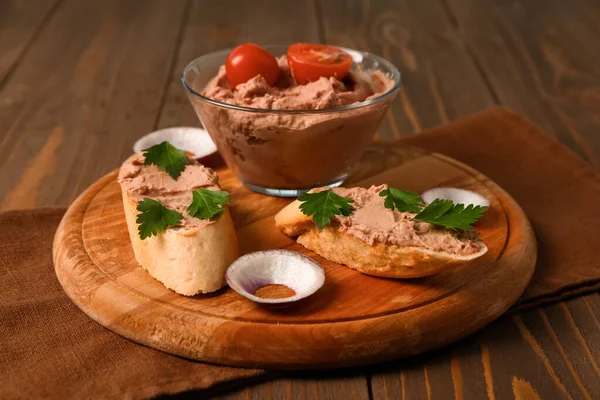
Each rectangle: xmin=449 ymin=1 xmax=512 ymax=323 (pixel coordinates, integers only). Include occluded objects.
xmin=118 ymin=153 xmax=220 ymax=228
xmin=204 ymin=56 xmax=391 ymax=110
xmin=333 ymin=185 xmax=484 ymax=255
xmin=194 ymin=56 xmax=396 ymax=189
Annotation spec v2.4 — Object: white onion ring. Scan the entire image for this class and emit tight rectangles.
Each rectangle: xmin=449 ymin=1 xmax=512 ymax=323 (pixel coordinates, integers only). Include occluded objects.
xmin=421 ymin=187 xmax=490 ymax=208
xmin=133 ymin=127 xmax=217 ymax=158
xmin=226 ymin=250 xmax=325 ymax=305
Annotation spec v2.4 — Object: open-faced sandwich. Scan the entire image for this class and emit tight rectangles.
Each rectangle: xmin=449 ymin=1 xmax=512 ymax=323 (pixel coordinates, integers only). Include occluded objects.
xmin=118 ymin=141 xmax=238 ymax=295
xmin=275 ymin=185 xmax=488 ymax=278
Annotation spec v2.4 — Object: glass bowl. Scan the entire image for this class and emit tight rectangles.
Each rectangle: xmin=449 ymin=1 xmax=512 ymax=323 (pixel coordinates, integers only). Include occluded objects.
xmin=182 ymin=45 xmax=401 ymax=197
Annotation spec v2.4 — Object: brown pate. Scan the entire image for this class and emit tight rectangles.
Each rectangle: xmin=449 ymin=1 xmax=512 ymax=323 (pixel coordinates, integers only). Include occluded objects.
xmin=195 ymin=56 xmax=396 ymax=189
xmin=118 ymin=153 xmax=220 ymax=229
xmin=333 ymin=185 xmax=485 ymax=256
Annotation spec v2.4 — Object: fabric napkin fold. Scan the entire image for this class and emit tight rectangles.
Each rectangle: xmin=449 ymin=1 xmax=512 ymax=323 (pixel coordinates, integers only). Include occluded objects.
xmin=399 ymin=107 xmax=600 ymax=310
xmin=0 ymin=208 xmax=265 ymax=399
xmin=1 ymin=107 xmax=599 ymax=399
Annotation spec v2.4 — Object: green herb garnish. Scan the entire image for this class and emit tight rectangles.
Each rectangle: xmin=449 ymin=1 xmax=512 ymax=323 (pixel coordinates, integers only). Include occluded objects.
xmin=379 ymin=187 xmax=425 ymax=213
xmin=412 ymin=199 xmax=488 ymax=230
xmin=187 ymin=188 xmax=229 ymax=220
xmin=136 ymin=198 xmax=183 ymax=239
xmin=381 ymin=187 xmax=488 ymax=230
xmin=298 ymin=190 xmax=354 ymax=229
xmin=142 ymin=141 xmax=188 ymax=180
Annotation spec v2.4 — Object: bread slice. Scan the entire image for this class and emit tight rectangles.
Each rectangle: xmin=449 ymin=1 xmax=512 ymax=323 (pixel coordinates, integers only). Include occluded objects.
xmin=121 ymin=188 xmax=238 ymax=296
xmin=275 ymin=199 xmax=487 ymax=278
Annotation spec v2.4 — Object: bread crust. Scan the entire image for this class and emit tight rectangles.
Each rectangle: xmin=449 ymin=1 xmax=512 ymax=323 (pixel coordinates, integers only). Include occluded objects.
xmin=275 ymin=199 xmax=487 ymax=278
xmin=121 ymin=189 xmax=239 ymax=295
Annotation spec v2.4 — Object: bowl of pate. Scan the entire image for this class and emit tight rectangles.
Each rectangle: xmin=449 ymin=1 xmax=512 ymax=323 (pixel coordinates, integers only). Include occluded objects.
xmin=182 ymin=44 xmax=401 ymax=197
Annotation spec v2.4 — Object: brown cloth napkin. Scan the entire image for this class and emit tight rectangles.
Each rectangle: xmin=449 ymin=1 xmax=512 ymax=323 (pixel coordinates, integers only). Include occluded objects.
xmin=399 ymin=107 xmax=600 ymax=310
xmin=0 ymin=208 xmax=265 ymax=399
xmin=1 ymin=107 xmax=599 ymax=399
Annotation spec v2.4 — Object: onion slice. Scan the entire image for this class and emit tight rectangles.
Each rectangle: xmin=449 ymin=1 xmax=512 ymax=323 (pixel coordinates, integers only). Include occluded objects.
xmin=133 ymin=127 xmax=217 ymax=159
xmin=226 ymin=250 xmax=325 ymax=305
xmin=421 ymin=187 xmax=490 ymax=208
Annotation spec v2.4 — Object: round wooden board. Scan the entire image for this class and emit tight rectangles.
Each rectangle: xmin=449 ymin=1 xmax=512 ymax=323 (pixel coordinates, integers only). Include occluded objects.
xmin=53 ymin=144 xmax=536 ymax=369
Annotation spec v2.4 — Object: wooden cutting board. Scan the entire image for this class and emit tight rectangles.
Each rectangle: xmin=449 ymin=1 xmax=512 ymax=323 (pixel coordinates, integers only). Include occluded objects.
xmin=53 ymin=143 xmax=536 ymax=369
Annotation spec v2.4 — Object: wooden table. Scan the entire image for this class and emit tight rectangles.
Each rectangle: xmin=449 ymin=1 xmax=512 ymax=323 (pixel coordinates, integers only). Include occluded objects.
xmin=1 ymin=0 xmax=599 ymax=398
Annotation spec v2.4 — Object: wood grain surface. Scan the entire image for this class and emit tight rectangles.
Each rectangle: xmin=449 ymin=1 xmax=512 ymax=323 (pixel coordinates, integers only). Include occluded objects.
xmin=53 ymin=145 xmax=536 ymax=368
xmin=2 ymin=0 xmax=600 ymax=398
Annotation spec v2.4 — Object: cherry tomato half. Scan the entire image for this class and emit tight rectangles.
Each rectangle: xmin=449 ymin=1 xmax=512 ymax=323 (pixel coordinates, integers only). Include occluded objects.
xmin=225 ymin=43 xmax=280 ymax=87
xmin=287 ymin=43 xmax=353 ymax=85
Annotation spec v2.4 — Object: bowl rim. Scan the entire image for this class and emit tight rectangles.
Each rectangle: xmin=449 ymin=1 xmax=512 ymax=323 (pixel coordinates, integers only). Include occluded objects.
xmin=181 ymin=44 xmax=402 ymax=114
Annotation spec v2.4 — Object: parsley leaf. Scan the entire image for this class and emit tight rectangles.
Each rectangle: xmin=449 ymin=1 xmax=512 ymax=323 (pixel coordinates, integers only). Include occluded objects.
xmin=380 ymin=188 xmax=425 ymax=213
xmin=412 ymin=199 xmax=488 ymax=230
xmin=187 ymin=188 xmax=229 ymax=220
xmin=142 ymin=141 xmax=188 ymax=180
xmin=298 ymin=190 xmax=354 ymax=229
xmin=136 ymin=198 xmax=183 ymax=239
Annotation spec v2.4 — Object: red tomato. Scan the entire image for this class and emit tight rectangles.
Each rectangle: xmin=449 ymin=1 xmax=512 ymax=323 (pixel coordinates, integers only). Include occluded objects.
xmin=287 ymin=43 xmax=353 ymax=84
xmin=225 ymin=43 xmax=280 ymax=87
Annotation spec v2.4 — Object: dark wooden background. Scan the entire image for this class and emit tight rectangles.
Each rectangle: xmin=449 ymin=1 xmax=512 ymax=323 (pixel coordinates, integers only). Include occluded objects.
xmin=1 ymin=0 xmax=600 ymax=399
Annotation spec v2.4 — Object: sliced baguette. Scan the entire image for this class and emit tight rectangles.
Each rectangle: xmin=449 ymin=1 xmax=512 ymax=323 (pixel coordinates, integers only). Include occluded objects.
xmin=275 ymin=199 xmax=487 ymax=278
xmin=121 ymin=188 xmax=239 ymax=296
